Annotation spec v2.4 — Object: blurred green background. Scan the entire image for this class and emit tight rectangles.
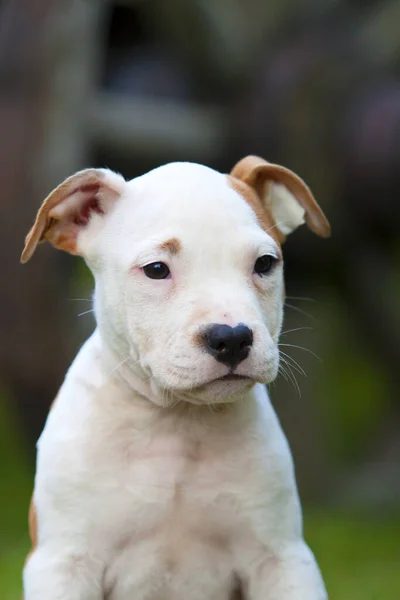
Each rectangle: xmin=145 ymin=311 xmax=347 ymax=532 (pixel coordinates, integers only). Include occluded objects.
xmin=1 ymin=0 xmax=399 ymax=598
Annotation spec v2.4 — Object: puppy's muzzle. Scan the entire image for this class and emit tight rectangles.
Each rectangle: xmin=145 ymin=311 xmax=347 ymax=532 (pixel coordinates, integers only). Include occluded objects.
xmin=203 ymin=323 xmax=253 ymax=370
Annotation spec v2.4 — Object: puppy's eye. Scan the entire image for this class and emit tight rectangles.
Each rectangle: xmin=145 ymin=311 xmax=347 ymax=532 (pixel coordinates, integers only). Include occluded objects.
xmin=254 ymin=255 xmax=277 ymax=276
xmin=143 ymin=262 xmax=170 ymax=279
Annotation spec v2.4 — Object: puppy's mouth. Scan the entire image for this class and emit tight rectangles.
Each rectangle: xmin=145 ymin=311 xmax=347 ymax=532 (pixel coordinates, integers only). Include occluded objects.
xmin=160 ymin=372 xmax=257 ymax=404
xmin=215 ymin=374 xmax=250 ymax=382
xmin=202 ymin=373 xmax=255 ymax=389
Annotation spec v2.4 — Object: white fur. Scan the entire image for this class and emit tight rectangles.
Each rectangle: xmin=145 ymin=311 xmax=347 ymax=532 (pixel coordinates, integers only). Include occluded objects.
xmin=24 ymin=162 xmax=327 ymax=599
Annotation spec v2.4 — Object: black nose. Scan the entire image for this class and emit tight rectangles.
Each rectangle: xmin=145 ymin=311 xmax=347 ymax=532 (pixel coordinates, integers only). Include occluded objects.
xmin=204 ymin=323 xmax=253 ymax=369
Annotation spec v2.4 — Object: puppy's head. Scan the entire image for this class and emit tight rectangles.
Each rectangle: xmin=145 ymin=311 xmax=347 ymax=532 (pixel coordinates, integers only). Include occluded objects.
xmin=22 ymin=157 xmax=330 ymax=405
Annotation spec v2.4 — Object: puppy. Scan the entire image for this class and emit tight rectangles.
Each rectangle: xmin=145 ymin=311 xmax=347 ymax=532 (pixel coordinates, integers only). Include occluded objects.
xmin=21 ymin=156 xmax=330 ymax=600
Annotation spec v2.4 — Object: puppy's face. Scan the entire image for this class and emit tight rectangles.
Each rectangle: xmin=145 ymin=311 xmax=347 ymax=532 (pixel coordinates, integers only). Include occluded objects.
xmin=90 ymin=164 xmax=284 ymax=404
xmin=22 ymin=157 xmax=330 ymax=405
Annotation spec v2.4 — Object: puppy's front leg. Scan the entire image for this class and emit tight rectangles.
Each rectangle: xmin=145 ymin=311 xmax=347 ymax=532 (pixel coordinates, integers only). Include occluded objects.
xmin=246 ymin=542 xmax=327 ymax=600
xmin=23 ymin=544 xmax=104 ymax=600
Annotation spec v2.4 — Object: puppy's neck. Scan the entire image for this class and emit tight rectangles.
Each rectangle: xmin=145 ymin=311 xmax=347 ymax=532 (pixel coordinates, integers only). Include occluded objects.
xmin=97 ymin=329 xmax=159 ymax=405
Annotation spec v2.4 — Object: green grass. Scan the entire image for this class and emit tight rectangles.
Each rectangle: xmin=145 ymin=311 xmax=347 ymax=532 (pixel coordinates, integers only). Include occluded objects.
xmin=305 ymin=511 xmax=400 ymax=600
xmin=0 ymin=394 xmax=32 ymax=600
xmin=1 ymin=395 xmax=399 ymax=599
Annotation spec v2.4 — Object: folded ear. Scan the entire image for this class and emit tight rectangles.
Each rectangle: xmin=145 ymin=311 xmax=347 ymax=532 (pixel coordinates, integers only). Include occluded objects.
xmin=230 ymin=155 xmax=330 ymax=238
xmin=21 ymin=168 xmax=125 ymax=263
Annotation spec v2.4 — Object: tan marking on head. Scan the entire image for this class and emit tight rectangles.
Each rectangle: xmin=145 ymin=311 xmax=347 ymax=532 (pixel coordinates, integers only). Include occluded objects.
xmin=21 ymin=169 xmax=124 ymax=263
xmin=158 ymin=237 xmax=181 ymax=255
xmin=230 ymin=155 xmax=331 ymax=238
xmin=21 ymin=172 xmax=104 ymax=262
xmin=227 ymin=175 xmax=285 ymax=249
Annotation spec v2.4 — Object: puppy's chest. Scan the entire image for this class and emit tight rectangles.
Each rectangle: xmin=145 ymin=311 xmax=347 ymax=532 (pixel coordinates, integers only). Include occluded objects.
xmin=103 ymin=429 xmax=240 ymax=522
xmin=99 ymin=430 xmax=245 ymax=599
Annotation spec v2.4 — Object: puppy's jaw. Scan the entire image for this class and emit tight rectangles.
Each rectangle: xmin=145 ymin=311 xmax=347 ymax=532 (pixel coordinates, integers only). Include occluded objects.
xmin=96 ymin=326 xmax=282 ymax=409
xmin=125 ymin=328 xmax=280 ymax=407
xmin=147 ymin=356 xmax=280 ymax=406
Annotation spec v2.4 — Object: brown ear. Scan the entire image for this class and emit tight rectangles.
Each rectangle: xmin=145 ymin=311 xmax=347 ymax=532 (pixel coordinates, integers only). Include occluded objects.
xmin=230 ymin=155 xmax=331 ymax=238
xmin=21 ymin=168 xmax=125 ymax=263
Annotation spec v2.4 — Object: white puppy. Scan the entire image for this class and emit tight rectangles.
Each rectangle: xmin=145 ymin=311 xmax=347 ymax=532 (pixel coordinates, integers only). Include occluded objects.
xmin=21 ymin=156 xmax=330 ymax=600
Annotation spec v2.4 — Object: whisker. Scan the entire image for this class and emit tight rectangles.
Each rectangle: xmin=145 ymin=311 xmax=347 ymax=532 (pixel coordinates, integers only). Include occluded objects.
xmin=279 ymin=351 xmax=307 ymax=377
xmin=280 ymin=326 xmax=313 ymax=336
xmin=280 ymin=350 xmax=307 ymax=377
xmin=169 ymin=394 xmax=182 ymax=409
xmin=284 ymin=302 xmax=316 ymax=321
xmin=279 ymin=356 xmax=295 ymax=382
xmin=279 ymin=358 xmax=301 ymax=397
xmin=280 ymin=365 xmax=296 ymax=389
xmin=279 ymin=343 xmax=322 ymax=364
xmin=264 ymin=219 xmax=290 ymax=236
xmin=109 ymin=356 xmax=131 ymax=376
xmin=286 ymin=365 xmax=301 ymax=397
xmin=277 ymin=365 xmax=290 ymax=383
xmin=161 ymin=371 xmax=179 ymax=407
xmin=77 ymin=309 xmax=95 ymax=317
xmin=206 ymin=400 xmax=216 ymax=414
xmin=285 ymin=296 xmax=317 ymax=303
xmin=68 ymin=297 xmax=92 ymax=302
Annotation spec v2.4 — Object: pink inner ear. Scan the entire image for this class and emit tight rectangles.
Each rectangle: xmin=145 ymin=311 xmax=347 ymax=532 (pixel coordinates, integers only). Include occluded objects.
xmin=73 ymin=184 xmax=105 ymax=226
